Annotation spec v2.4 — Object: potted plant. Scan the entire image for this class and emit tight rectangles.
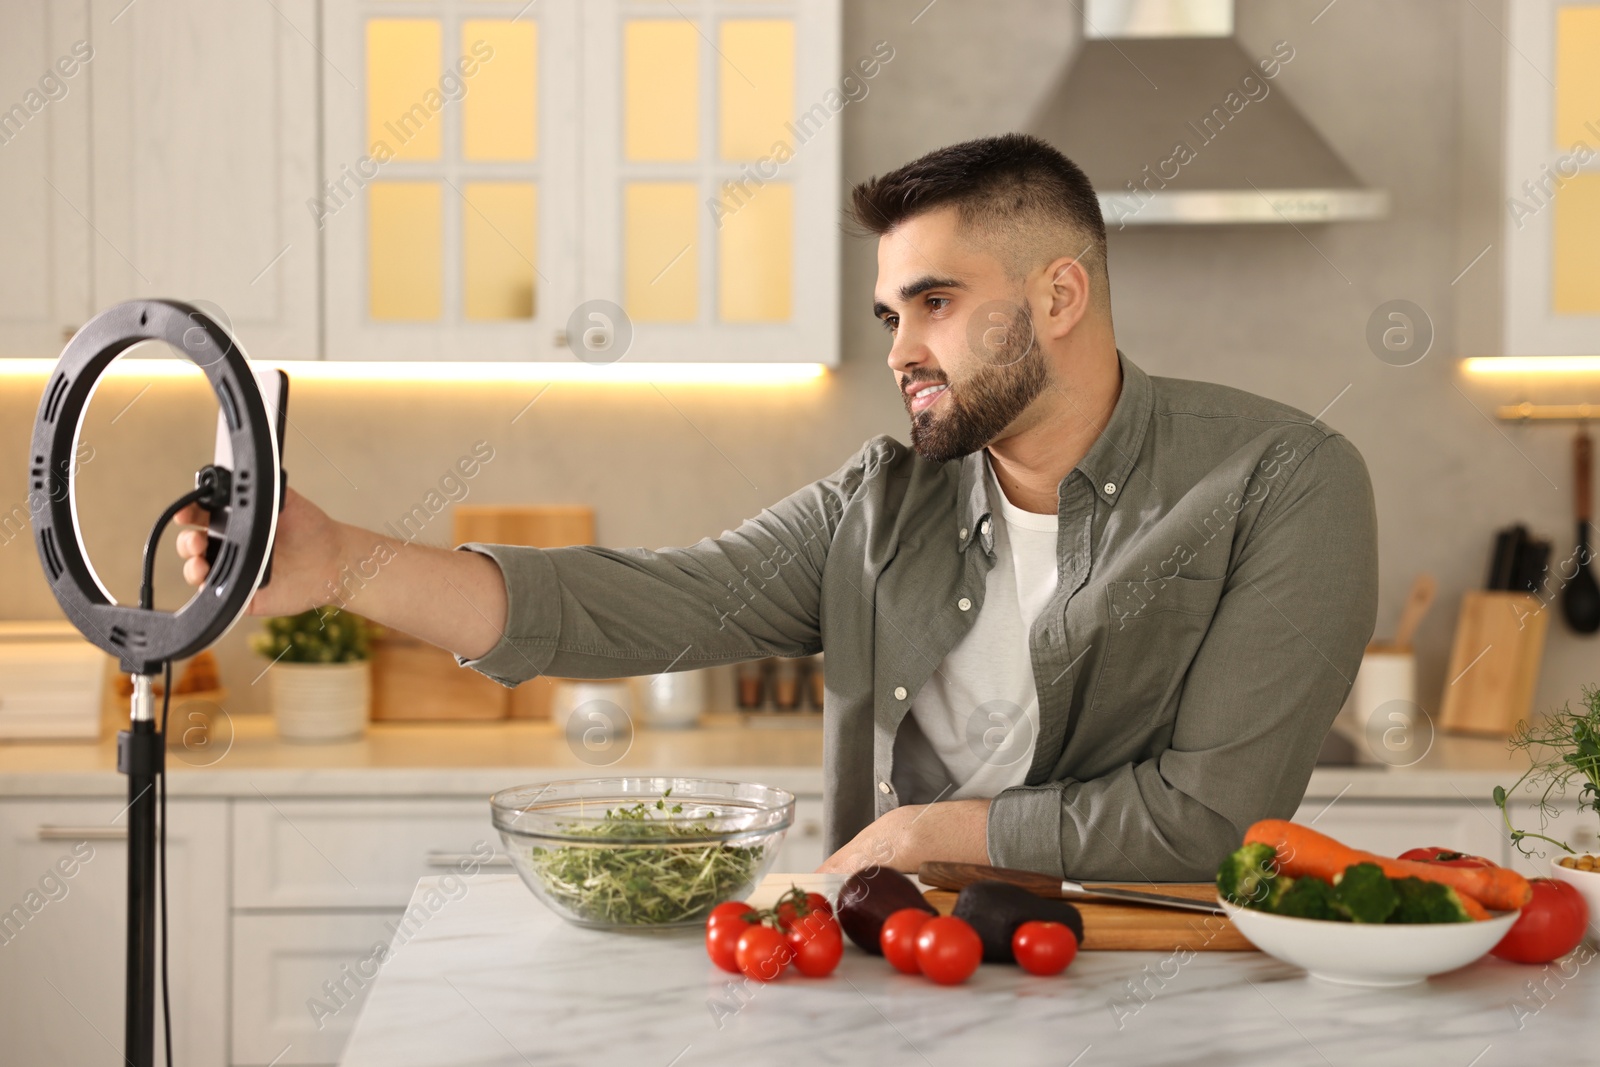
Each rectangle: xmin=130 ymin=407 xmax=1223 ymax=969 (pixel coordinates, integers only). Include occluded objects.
xmin=1494 ymin=685 xmax=1600 ymax=930
xmin=250 ymin=607 xmax=377 ymax=742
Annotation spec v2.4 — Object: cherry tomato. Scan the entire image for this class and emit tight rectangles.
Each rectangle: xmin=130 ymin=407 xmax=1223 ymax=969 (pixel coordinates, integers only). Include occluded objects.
xmin=1491 ymin=878 xmax=1589 ymax=964
xmin=708 ymin=901 xmax=756 ymax=929
xmin=804 ymin=892 xmax=833 ymax=919
xmin=735 ymin=924 xmax=794 ymax=982
xmin=706 ymin=919 xmax=747 ymax=973
xmin=879 ymin=908 xmax=934 ymax=975
xmin=1011 ymin=921 xmax=1079 ymax=977
xmin=914 ymin=916 xmax=983 ymax=986
xmin=792 ymin=920 xmax=844 ymax=978
xmin=784 ymin=909 xmax=838 ymax=951
xmin=1398 ymin=847 xmax=1496 ymax=869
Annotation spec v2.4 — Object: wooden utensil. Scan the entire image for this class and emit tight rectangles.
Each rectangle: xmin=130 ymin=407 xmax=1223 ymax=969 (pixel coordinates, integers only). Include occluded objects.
xmin=1438 ymin=591 xmax=1550 ymax=735
xmin=918 ymin=861 xmax=1224 ymax=914
xmin=1562 ymin=430 xmax=1600 ymax=634
xmin=1390 ymin=573 xmax=1437 ymax=649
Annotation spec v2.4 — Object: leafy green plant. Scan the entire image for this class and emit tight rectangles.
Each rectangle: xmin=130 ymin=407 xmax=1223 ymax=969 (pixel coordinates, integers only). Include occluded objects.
xmin=249 ymin=607 xmax=375 ymax=664
xmin=1493 ymin=685 xmax=1600 ymax=855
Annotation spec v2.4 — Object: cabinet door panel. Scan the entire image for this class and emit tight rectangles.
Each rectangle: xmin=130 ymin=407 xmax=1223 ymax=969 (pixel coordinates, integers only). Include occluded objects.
xmin=89 ymin=0 xmax=319 ymax=358
xmin=232 ymin=911 xmax=404 ymax=1066
xmin=233 ymin=798 xmax=505 ymax=908
xmin=0 ymin=797 xmax=227 ymax=1066
xmin=1289 ymin=800 xmax=1509 ymax=866
xmin=0 ymin=0 xmax=91 ymax=356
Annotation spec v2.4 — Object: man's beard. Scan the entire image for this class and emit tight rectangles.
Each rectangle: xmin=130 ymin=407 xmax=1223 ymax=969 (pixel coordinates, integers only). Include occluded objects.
xmin=905 ymin=306 xmax=1048 ymax=464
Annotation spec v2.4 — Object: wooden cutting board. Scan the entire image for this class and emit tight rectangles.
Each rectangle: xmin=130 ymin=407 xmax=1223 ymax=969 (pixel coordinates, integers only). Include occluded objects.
xmin=923 ymin=883 xmax=1256 ymax=952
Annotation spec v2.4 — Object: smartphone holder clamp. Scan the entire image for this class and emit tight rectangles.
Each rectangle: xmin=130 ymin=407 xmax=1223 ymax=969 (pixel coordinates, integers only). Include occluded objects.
xmin=29 ymin=298 xmax=282 ymax=1067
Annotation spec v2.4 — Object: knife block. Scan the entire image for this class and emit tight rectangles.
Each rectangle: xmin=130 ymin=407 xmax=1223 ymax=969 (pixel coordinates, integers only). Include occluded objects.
xmin=1437 ymin=591 xmax=1549 ymax=736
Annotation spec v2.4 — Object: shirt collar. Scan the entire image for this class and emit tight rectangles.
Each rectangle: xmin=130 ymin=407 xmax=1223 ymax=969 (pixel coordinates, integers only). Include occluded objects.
xmin=955 ymin=349 xmax=1152 ymax=554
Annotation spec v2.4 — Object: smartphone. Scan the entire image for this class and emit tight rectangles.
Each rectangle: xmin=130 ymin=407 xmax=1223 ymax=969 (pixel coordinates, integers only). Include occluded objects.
xmin=206 ymin=368 xmax=289 ymax=587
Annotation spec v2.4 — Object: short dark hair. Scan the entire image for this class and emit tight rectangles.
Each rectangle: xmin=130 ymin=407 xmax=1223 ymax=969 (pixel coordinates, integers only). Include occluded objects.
xmin=849 ymin=133 xmax=1109 ymax=298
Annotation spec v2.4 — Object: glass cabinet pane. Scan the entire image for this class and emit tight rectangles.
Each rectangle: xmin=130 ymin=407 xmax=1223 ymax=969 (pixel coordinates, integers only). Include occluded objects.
xmin=463 ymin=19 xmax=537 ymax=162
xmin=1554 ymin=174 xmax=1600 ymax=315
xmin=369 ymin=182 xmax=443 ymax=321
xmin=367 ymin=19 xmax=443 ymax=162
xmin=718 ymin=180 xmax=791 ymax=322
xmin=625 ymin=182 xmax=699 ymax=322
xmin=463 ymin=182 xmax=538 ymax=320
xmin=625 ymin=21 xmax=698 ymax=161
xmin=718 ymin=19 xmax=794 ymax=160
xmin=1556 ymin=6 xmax=1600 ymax=149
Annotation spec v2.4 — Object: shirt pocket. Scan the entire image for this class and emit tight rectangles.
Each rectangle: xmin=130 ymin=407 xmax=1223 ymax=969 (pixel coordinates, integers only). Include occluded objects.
xmin=1088 ymin=576 xmax=1227 ymax=755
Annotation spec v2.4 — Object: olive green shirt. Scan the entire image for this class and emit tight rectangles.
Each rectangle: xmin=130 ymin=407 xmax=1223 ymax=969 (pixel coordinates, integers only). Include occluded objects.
xmin=455 ymin=352 xmax=1378 ymax=881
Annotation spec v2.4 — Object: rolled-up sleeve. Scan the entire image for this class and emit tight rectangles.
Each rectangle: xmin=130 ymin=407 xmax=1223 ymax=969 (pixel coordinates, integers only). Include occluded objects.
xmin=453 ymin=438 xmax=887 ymax=687
xmin=986 ymin=433 xmax=1380 ymax=881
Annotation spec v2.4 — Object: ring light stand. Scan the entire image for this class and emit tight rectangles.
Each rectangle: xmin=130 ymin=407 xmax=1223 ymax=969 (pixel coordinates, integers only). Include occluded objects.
xmin=29 ymin=299 xmax=283 ymax=1067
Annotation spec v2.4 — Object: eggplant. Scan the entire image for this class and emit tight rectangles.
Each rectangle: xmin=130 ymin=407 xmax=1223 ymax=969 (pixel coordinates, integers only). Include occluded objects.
xmin=835 ymin=865 xmax=937 ymax=955
xmin=951 ymin=880 xmax=1085 ymax=964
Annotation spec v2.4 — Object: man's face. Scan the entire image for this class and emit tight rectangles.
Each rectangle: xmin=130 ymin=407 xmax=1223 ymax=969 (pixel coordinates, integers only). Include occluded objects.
xmin=873 ymin=207 xmax=1048 ymax=463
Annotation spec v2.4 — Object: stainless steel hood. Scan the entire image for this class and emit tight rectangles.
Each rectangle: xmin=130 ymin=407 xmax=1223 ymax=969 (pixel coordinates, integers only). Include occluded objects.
xmin=1031 ymin=0 xmax=1389 ymax=226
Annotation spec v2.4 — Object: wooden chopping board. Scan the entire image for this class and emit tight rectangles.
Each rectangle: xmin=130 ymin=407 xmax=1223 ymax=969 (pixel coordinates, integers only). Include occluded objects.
xmin=923 ymin=883 xmax=1256 ymax=952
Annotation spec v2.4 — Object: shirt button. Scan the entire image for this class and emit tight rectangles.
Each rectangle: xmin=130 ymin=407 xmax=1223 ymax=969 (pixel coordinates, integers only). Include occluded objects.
xmin=879 ymin=781 xmax=892 ymax=795
xmin=959 ymin=527 xmax=968 ymax=540
xmin=958 ymin=597 xmax=972 ymax=611
xmin=1104 ymin=481 xmax=1117 ymax=495
xmin=893 ymin=686 xmax=908 ymax=700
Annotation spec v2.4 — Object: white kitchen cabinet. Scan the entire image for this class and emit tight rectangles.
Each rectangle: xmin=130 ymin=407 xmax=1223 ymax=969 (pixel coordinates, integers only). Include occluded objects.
xmin=0 ymin=0 xmax=92 ymax=356
xmin=232 ymin=797 xmax=504 ymax=909
xmin=232 ymin=910 xmax=405 ymax=1067
xmin=1289 ymin=798 xmax=1511 ymax=866
xmin=772 ymin=793 xmax=825 ymax=873
xmin=86 ymin=0 xmax=320 ymax=359
xmin=0 ymin=796 xmax=227 ymax=1067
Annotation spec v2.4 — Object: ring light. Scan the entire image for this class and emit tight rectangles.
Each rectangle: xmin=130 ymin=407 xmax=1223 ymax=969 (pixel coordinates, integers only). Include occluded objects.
xmin=29 ymin=298 xmax=281 ymax=675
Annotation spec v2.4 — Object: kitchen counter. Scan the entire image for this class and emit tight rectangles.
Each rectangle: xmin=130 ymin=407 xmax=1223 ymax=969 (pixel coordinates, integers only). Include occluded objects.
xmin=338 ymin=873 xmax=1590 ymax=1067
xmin=0 ymin=712 xmax=1536 ymax=805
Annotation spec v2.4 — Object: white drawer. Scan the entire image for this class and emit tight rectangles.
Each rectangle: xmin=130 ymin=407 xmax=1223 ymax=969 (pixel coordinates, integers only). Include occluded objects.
xmin=771 ymin=795 xmax=825 ymax=874
xmin=1289 ymin=799 xmax=1509 ymax=865
xmin=232 ymin=798 xmax=508 ymax=909
xmin=231 ymin=911 xmax=402 ymax=1066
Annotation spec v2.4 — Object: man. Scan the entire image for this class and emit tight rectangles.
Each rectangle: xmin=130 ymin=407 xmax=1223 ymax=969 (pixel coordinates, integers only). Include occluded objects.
xmin=176 ymin=134 xmax=1377 ymax=882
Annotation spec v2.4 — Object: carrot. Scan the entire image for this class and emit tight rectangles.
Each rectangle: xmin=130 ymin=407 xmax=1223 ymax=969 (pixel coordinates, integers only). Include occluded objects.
xmin=1244 ymin=819 xmax=1532 ymax=914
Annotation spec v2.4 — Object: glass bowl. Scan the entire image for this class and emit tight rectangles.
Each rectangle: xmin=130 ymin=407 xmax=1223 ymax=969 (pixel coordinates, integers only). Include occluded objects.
xmin=490 ymin=777 xmax=794 ymax=929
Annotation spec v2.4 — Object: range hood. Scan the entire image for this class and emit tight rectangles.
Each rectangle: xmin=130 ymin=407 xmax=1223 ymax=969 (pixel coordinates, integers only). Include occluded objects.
xmin=1032 ymin=0 xmax=1389 ymax=226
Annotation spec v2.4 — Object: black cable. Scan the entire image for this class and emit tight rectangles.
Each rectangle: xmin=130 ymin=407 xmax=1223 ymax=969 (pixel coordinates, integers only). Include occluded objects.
xmin=141 ymin=486 xmax=209 ymax=611
xmin=160 ymin=658 xmax=172 ymax=1067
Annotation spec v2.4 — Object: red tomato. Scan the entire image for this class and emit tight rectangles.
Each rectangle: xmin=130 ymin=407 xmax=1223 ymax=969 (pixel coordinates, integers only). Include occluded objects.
xmin=1398 ymin=847 xmax=1496 ymax=868
xmin=880 ymin=908 xmax=934 ymax=975
xmin=804 ymin=892 xmax=833 ymax=919
xmin=914 ymin=916 xmax=983 ymax=986
xmin=707 ymin=901 xmax=756 ymax=929
xmin=1011 ymin=921 xmax=1078 ymax=977
xmin=735 ymin=924 xmax=794 ymax=982
xmin=1491 ymin=878 xmax=1589 ymax=964
xmin=706 ymin=919 xmax=746 ymax=973
xmin=792 ymin=921 xmax=844 ymax=978
xmin=784 ymin=910 xmax=838 ymax=951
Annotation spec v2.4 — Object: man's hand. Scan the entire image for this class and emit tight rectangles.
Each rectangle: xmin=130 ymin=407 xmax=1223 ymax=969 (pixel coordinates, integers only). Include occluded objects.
xmin=173 ymin=485 xmax=344 ymax=618
xmin=172 ymin=486 xmax=510 ymax=661
xmin=815 ymin=798 xmax=991 ymax=874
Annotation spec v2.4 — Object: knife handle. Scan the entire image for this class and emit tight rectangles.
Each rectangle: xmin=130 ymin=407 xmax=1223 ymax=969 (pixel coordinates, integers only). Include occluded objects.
xmin=917 ymin=861 xmax=1064 ymax=898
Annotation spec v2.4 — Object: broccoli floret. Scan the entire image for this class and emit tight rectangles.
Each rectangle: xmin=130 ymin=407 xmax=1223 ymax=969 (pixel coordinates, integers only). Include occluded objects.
xmin=1388 ymin=877 xmax=1474 ymax=923
xmin=1270 ymin=875 xmax=1344 ymax=920
xmin=1332 ymin=863 xmax=1400 ymax=923
xmin=1216 ymin=843 xmax=1281 ymax=909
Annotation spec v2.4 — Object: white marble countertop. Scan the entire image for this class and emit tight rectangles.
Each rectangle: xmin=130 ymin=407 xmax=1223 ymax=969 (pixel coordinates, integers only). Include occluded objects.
xmin=338 ymin=873 xmax=1590 ymax=1067
xmin=0 ymin=708 xmax=1537 ymax=806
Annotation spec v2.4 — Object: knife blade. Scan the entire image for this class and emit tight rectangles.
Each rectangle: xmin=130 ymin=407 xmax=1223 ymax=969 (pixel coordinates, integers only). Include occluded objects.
xmin=917 ymin=861 xmax=1226 ymax=915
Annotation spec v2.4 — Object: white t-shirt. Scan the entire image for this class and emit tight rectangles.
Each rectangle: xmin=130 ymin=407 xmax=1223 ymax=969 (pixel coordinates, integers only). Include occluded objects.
xmin=904 ymin=451 xmax=1059 ymax=799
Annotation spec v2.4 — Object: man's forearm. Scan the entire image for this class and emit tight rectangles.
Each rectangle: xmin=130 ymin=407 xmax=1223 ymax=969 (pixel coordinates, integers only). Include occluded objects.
xmin=325 ymin=523 xmax=508 ymax=661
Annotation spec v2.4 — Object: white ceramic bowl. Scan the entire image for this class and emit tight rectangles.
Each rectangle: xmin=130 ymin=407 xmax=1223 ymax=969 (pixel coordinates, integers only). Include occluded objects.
xmin=1548 ymin=858 xmax=1600 ymax=939
xmin=1220 ymin=899 xmax=1520 ymax=987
